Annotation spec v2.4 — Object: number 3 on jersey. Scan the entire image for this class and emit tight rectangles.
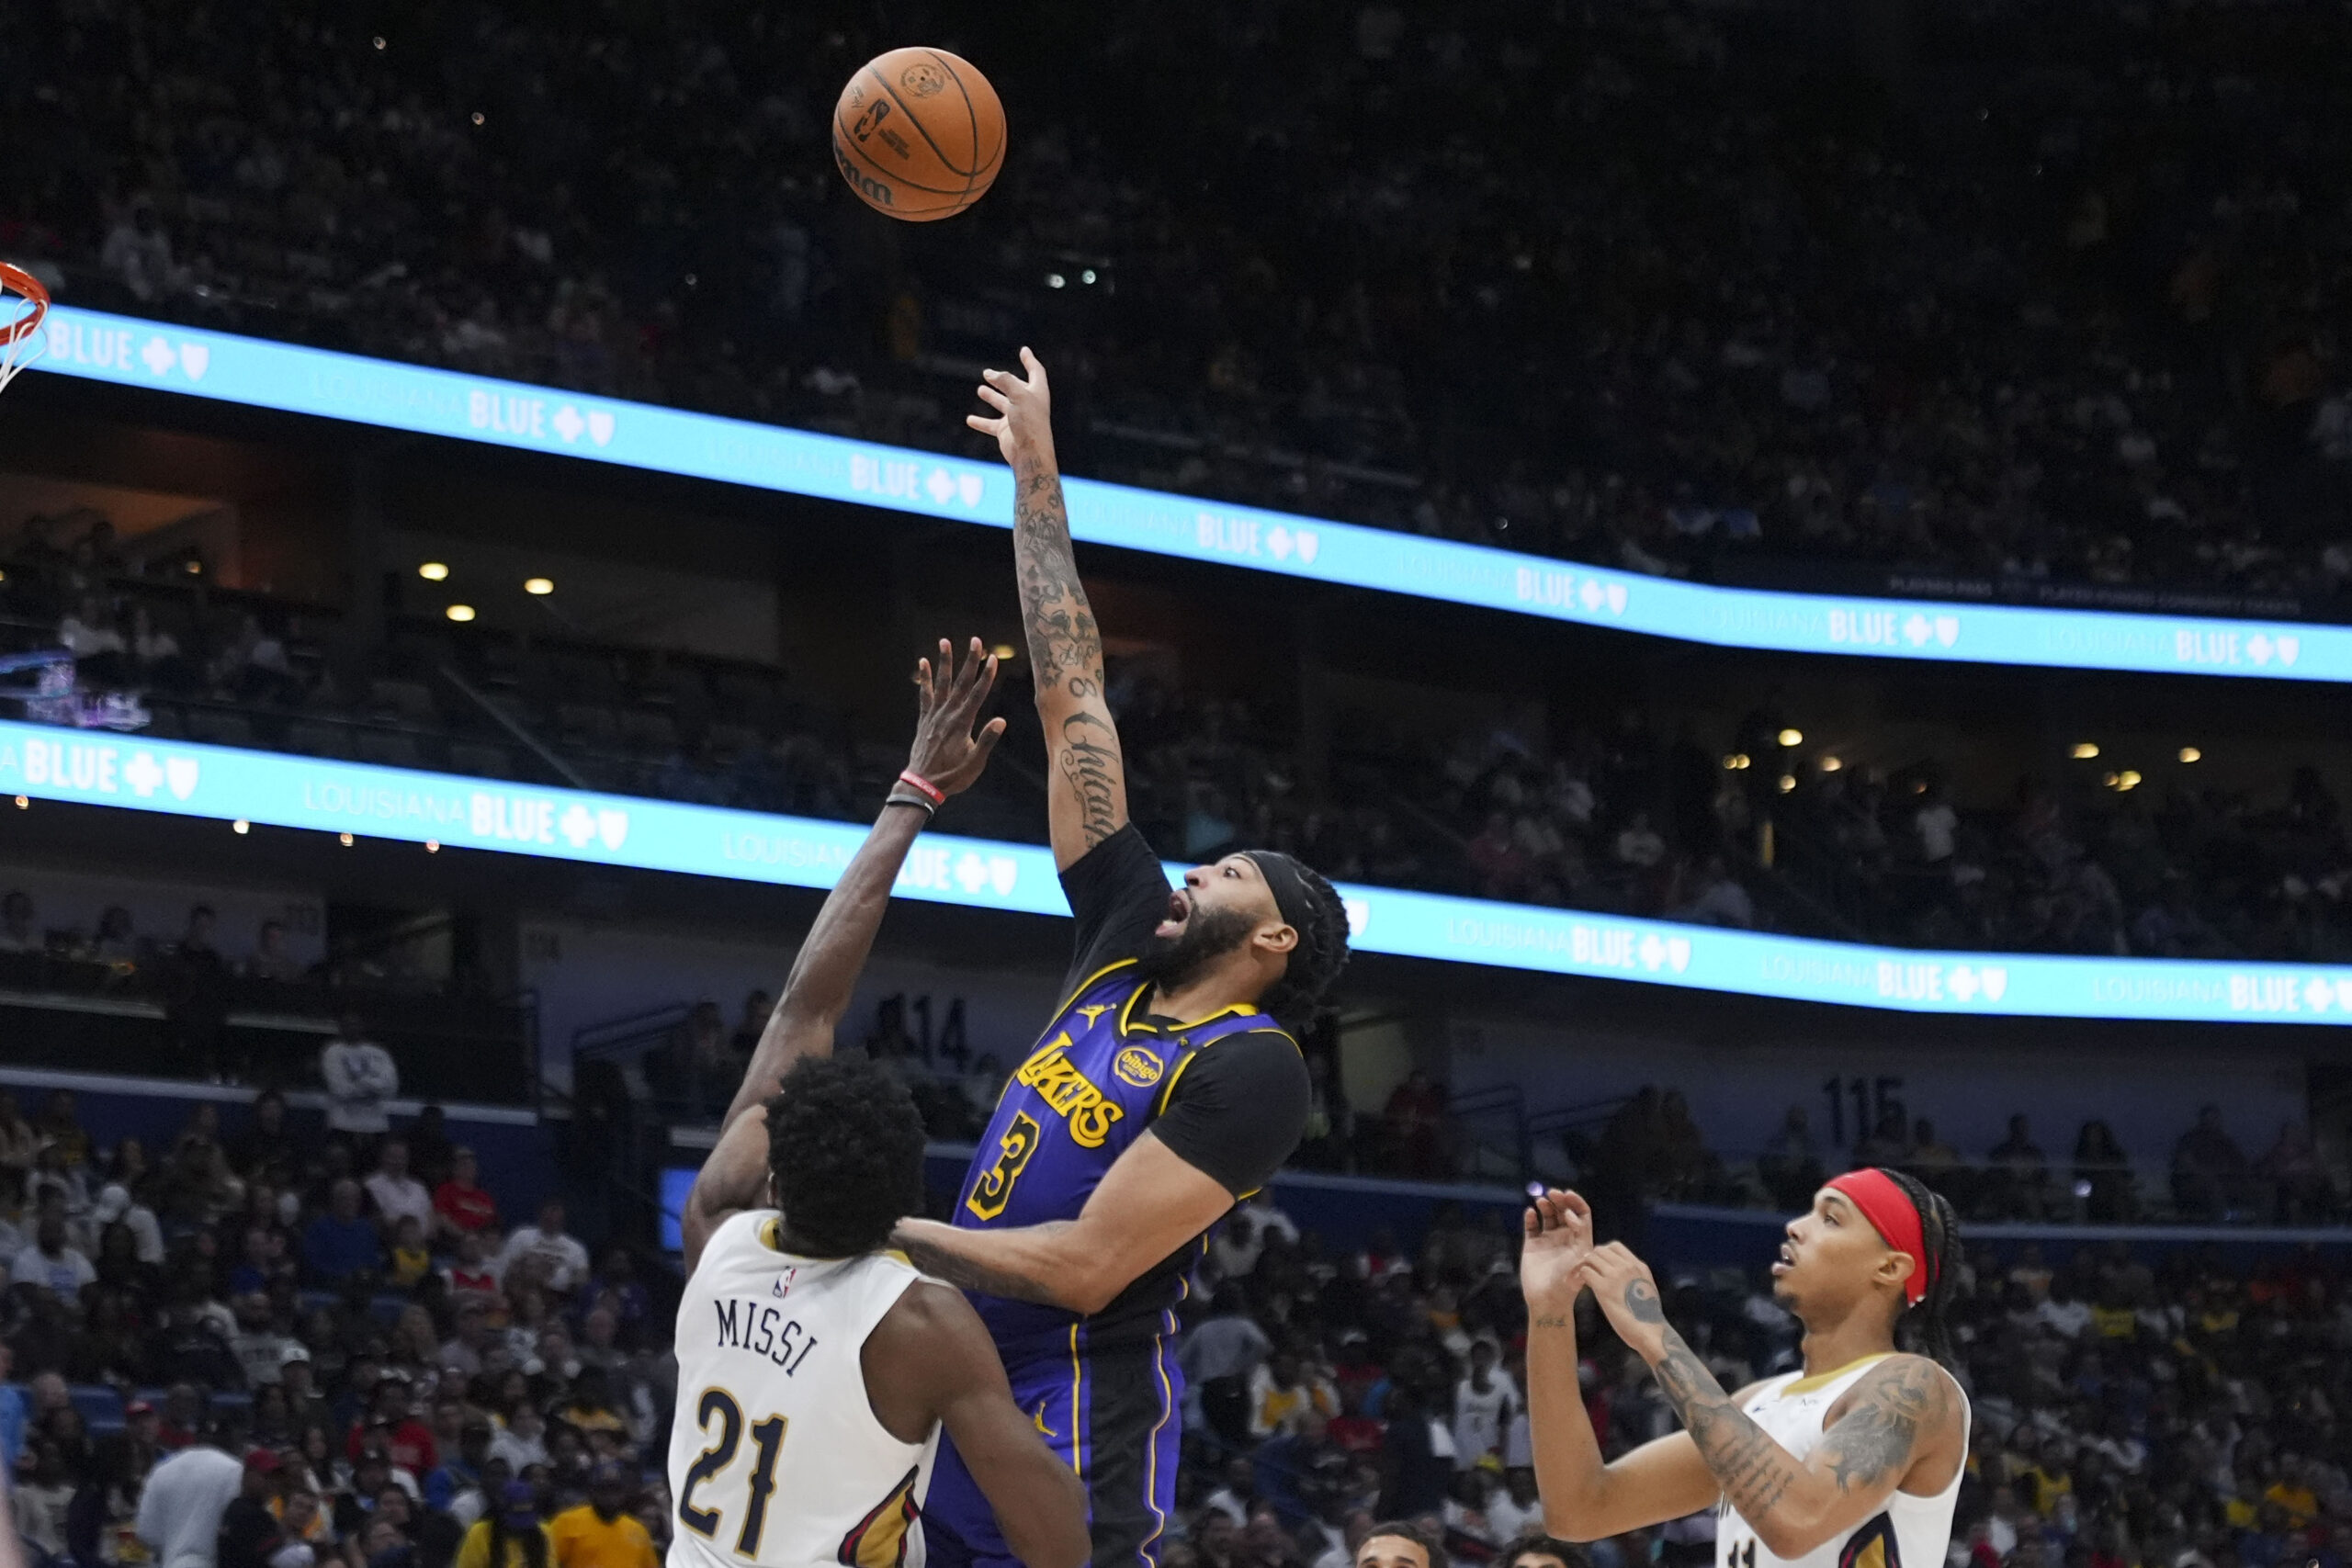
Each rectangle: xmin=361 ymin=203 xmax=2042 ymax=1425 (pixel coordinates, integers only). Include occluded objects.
xmin=678 ymin=1389 xmax=788 ymax=1554
xmin=964 ymin=1111 xmax=1042 ymax=1221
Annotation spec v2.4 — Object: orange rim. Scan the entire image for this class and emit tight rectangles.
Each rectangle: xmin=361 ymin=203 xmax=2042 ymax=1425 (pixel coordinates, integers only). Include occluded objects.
xmin=0 ymin=262 xmax=50 ymax=349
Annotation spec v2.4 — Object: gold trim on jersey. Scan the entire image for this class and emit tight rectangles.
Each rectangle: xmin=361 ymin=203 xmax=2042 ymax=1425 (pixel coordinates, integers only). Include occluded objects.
xmin=1778 ymin=1352 xmax=1894 ymax=1398
xmin=1047 ymin=958 xmax=1142 ymax=1021
xmin=1069 ymin=1325 xmax=1087 ymax=1477
xmin=836 ymin=1464 xmax=924 ymax=1568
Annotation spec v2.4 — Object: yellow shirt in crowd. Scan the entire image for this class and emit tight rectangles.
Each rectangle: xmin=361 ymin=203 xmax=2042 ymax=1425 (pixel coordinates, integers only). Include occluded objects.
xmin=548 ymin=1505 xmax=660 ymax=1568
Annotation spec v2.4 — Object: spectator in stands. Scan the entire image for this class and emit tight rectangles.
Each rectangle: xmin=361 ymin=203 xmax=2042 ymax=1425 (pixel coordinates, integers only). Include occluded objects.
xmin=136 ymin=1441 xmax=243 ymax=1568
xmin=228 ymin=1090 xmax=302 ymax=1188
xmin=728 ymin=990 xmax=771 ymax=1058
xmin=457 ymin=1481 xmax=551 ymax=1568
xmin=160 ymin=904 xmax=233 ymax=1079
xmin=216 ymin=1450 xmax=287 ymax=1568
xmin=1451 ymin=1338 xmax=1518 ymax=1470
xmin=407 ymin=1105 xmax=456 ymax=1190
xmin=0 ymin=891 xmax=39 ymax=954
xmin=433 ymin=1148 xmax=499 ymax=1239
xmin=0 ymin=1092 xmax=35 ymax=1177
xmin=1382 ymin=1071 xmax=1450 ymax=1180
xmin=1757 ymin=1105 xmax=1825 ymax=1212
xmin=2258 ymin=1122 xmax=2335 ymax=1222
xmin=319 ymin=1014 xmax=398 ymax=1152
xmin=499 ymin=1200 xmax=589 ymax=1296
xmin=2173 ymin=1106 xmax=2253 ymax=1222
xmin=547 ymin=1461 xmax=658 ymax=1568
xmin=1669 ymin=857 xmax=1754 ymax=929
xmin=35 ymin=1090 xmax=89 ymax=1170
xmin=300 ymin=1179 xmax=379 ymax=1286
xmin=2072 ymin=1122 xmax=2136 ymax=1224
xmin=243 ymin=919 xmax=304 ymax=984
xmin=10 ymin=1191 xmax=96 ymax=1297
xmin=1249 ymin=1349 xmax=1338 ymax=1439
xmin=364 ymin=1140 xmax=434 ymax=1236
xmin=1184 ymin=1287 xmax=1275 ymax=1451
xmin=1989 ymin=1114 xmax=2052 ymax=1219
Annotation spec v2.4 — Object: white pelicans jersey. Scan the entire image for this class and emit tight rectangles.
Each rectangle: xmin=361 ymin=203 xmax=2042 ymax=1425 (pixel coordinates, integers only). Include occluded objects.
xmin=1713 ymin=1355 xmax=1968 ymax=1568
xmin=669 ymin=1212 xmax=940 ymax=1568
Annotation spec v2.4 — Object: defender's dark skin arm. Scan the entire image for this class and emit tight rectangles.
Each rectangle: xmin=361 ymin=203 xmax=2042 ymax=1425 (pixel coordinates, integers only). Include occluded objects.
xmin=968 ymin=347 xmax=1131 ymax=871
xmin=1577 ymin=1242 xmax=1964 ymax=1559
xmin=865 ymin=1281 xmax=1090 ymax=1568
xmin=681 ymin=641 xmax=1003 ymax=1272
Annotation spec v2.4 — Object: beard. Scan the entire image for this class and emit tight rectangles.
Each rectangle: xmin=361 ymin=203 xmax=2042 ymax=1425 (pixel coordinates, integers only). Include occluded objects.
xmin=1135 ymin=903 xmax=1261 ymax=997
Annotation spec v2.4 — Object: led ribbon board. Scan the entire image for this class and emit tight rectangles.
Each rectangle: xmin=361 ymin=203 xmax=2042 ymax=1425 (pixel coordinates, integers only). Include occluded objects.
xmin=2 ymin=719 xmax=2344 ymax=1025
xmin=30 ymin=307 xmax=2350 ymax=682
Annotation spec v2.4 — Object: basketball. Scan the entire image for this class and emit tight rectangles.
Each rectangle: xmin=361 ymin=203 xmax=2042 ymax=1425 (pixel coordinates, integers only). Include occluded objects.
xmin=832 ymin=48 xmax=1006 ymax=222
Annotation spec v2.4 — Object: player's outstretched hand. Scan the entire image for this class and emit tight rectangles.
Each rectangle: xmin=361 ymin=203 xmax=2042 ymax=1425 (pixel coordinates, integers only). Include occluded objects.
xmin=909 ymin=637 xmax=1008 ymax=797
xmin=1521 ymin=1187 xmax=1595 ymax=1316
xmin=1576 ymin=1242 xmax=1669 ymax=1362
xmin=967 ymin=346 xmax=1054 ymax=467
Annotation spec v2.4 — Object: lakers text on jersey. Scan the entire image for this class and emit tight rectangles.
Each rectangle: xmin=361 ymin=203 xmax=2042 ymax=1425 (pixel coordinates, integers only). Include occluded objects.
xmin=669 ymin=1212 xmax=939 ymax=1568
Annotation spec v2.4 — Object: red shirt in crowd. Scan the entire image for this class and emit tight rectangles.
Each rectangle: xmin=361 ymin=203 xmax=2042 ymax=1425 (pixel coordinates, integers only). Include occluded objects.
xmin=433 ymin=1179 xmax=498 ymax=1234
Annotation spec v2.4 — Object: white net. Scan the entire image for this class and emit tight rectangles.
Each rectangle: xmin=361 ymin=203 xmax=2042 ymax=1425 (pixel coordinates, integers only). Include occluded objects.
xmin=0 ymin=266 xmax=51 ymax=394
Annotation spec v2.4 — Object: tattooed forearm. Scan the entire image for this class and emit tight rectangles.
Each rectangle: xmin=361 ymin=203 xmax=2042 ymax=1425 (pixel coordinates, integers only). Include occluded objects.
xmin=1057 ymin=713 xmax=1122 ymax=849
xmin=1012 ymin=459 xmax=1102 ymax=694
xmin=1652 ymin=1330 xmax=1799 ymax=1520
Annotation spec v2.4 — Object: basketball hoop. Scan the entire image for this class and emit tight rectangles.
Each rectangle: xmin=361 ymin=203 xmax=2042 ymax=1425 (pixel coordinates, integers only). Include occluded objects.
xmin=0 ymin=263 xmax=51 ymax=395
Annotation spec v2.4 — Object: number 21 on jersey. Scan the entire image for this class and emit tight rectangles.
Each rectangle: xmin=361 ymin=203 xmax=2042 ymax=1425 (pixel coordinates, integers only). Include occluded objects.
xmin=678 ymin=1389 xmax=787 ymax=1554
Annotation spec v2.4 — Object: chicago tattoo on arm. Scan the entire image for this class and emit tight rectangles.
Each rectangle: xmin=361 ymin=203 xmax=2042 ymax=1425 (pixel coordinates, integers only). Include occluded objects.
xmin=1012 ymin=457 xmax=1122 ymax=852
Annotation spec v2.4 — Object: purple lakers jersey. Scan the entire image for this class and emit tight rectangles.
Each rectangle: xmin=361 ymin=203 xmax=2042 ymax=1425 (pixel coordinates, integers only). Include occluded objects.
xmin=953 ymin=957 xmax=1288 ymax=1352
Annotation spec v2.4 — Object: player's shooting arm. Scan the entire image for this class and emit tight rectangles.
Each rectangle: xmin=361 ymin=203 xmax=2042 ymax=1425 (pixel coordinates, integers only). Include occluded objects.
xmin=867 ymin=1282 xmax=1091 ymax=1568
xmin=1577 ymin=1243 xmax=1962 ymax=1559
xmin=1519 ymin=1190 xmax=1725 ymax=1541
xmin=890 ymin=1129 xmax=1232 ymax=1314
xmin=967 ymin=347 xmax=1129 ymax=871
xmin=682 ymin=640 xmax=1005 ymax=1270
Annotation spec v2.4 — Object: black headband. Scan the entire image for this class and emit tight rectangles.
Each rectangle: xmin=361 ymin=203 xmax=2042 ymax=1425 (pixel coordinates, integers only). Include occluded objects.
xmin=1242 ymin=850 xmax=1314 ymax=937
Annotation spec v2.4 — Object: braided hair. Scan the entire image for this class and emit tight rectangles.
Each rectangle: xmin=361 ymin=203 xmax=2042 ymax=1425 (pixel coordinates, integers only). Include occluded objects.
xmin=1254 ymin=858 xmax=1351 ymax=1033
xmin=1877 ymin=1167 xmax=1963 ymax=1367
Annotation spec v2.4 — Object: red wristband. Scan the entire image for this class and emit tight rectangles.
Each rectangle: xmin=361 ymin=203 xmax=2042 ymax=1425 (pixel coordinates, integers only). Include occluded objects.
xmin=897 ymin=769 xmax=946 ymax=807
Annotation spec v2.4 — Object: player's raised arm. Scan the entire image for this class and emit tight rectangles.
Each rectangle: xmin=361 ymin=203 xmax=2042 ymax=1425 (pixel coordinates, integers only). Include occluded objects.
xmin=681 ymin=638 xmax=1004 ymax=1270
xmin=1519 ymin=1190 xmax=1725 ymax=1541
xmin=865 ymin=1282 xmax=1090 ymax=1568
xmin=967 ymin=347 xmax=1128 ymax=870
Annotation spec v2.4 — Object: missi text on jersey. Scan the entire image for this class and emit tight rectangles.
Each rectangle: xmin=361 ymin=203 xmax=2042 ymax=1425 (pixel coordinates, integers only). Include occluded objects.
xmin=1011 ymin=1032 xmax=1124 ymax=1148
xmin=711 ymin=1297 xmax=820 ymax=1374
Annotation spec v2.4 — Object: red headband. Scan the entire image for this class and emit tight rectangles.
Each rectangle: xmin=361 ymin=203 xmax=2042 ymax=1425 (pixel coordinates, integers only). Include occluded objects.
xmin=1824 ymin=1168 xmax=1929 ymax=1305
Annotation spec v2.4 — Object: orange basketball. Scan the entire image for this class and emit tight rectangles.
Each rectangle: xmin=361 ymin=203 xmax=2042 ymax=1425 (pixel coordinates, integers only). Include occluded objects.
xmin=832 ymin=48 xmax=1006 ymax=222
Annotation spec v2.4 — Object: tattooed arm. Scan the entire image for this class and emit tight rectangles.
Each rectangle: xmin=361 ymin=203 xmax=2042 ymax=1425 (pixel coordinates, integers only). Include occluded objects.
xmin=967 ymin=348 xmax=1129 ymax=870
xmin=1577 ymin=1243 xmax=1965 ymax=1560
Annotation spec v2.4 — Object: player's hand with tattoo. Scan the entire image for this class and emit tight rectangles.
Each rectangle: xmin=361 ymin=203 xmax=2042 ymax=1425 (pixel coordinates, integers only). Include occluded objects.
xmin=905 ymin=637 xmax=1008 ymax=796
xmin=1521 ymin=1188 xmax=1596 ymax=1322
xmin=968 ymin=346 xmax=1056 ymax=467
xmin=1577 ymin=1242 xmax=1669 ymax=1363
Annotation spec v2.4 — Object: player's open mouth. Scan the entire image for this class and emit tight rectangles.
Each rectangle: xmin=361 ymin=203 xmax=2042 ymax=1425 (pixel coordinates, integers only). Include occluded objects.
xmin=1770 ymin=1243 xmax=1794 ymax=1276
xmin=1155 ymin=889 xmax=1190 ymax=938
